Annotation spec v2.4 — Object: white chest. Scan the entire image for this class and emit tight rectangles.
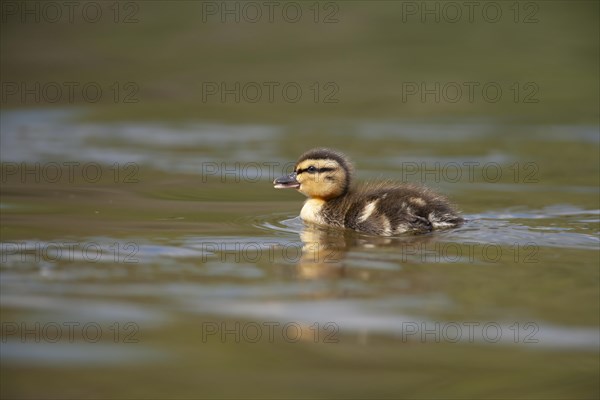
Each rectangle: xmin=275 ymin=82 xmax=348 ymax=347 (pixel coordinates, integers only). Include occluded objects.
xmin=300 ymin=199 xmax=326 ymax=225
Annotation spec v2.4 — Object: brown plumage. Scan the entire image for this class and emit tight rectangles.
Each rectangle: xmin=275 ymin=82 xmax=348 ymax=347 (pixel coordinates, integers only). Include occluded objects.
xmin=273 ymin=148 xmax=463 ymax=236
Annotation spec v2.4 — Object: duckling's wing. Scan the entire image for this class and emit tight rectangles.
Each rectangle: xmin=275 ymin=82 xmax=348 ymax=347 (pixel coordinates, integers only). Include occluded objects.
xmin=386 ymin=184 xmax=462 ymax=230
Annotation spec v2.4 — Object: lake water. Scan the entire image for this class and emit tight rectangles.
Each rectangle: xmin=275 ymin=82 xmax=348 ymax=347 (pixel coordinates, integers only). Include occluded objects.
xmin=1 ymin=109 xmax=599 ymax=398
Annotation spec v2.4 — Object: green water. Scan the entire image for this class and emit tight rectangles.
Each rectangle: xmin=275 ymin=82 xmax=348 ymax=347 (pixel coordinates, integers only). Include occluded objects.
xmin=1 ymin=1 xmax=599 ymax=399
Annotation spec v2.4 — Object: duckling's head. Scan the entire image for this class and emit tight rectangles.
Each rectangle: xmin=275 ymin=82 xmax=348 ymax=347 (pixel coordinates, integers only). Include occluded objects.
xmin=273 ymin=148 xmax=353 ymax=200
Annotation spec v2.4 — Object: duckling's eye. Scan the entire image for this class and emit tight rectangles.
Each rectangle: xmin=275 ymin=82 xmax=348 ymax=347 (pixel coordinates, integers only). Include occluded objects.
xmin=307 ymin=166 xmax=317 ymax=173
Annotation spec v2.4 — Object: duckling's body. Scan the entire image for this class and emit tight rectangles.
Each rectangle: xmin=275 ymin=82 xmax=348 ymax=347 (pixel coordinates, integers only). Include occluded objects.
xmin=274 ymin=148 xmax=463 ymax=236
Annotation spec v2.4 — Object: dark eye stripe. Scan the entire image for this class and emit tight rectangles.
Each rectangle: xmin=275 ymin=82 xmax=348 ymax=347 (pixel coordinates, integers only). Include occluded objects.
xmin=296 ymin=167 xmax=336 ymax=174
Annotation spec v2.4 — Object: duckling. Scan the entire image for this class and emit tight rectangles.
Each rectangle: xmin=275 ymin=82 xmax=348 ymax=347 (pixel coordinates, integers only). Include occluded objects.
xmin=273 ymin=148 xmax=463 ymax=236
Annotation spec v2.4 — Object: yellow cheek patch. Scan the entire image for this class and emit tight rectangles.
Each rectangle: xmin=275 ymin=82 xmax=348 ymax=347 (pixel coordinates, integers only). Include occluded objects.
xmin=295 ymin=158 xmax=347 ymax=200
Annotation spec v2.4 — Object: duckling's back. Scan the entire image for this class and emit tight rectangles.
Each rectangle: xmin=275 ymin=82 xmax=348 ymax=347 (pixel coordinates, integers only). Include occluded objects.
xmin=322 ymin=182 xmax=463 ymax=236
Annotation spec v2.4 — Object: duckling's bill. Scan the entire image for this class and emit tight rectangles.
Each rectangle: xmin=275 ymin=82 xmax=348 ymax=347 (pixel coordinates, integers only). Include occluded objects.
xmin=273 ymin=172 xmax=300 ymax=189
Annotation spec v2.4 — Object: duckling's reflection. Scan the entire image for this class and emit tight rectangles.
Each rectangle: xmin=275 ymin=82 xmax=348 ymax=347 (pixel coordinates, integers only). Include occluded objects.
xmin=296 ymin=223 xmax=436 ymax=279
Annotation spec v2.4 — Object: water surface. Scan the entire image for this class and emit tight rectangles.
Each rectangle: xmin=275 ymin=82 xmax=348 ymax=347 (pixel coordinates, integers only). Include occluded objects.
xmin=1 ymin=109 xmax=599 ymax=398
